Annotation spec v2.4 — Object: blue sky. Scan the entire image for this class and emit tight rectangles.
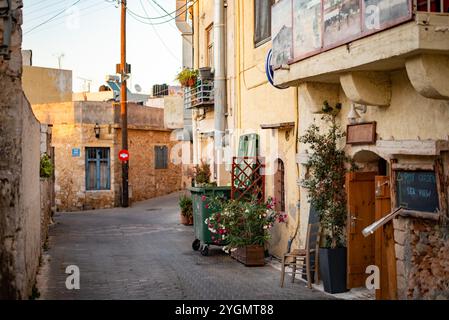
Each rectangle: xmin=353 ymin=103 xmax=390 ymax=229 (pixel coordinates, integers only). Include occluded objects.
xmin=22 ymin=0 xmax=183 ymax=93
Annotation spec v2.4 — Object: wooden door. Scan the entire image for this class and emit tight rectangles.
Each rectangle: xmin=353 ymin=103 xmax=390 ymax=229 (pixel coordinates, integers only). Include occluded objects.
xmin=346 ymin=172 xmax=376 ymax=288
xmin=374 ymin=176 xmax=390 ymax=299
xmin=375 ymin=176 xmax=398 ymax=300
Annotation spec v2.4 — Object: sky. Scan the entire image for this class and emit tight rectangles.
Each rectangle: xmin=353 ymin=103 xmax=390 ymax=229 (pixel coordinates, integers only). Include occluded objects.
xmin=22 ymin=0 xmax=184 ymax=94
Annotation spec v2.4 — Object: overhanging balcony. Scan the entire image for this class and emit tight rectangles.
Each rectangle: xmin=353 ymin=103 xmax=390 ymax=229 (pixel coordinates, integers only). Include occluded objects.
xmin=184 ymin=79 xmax=214 ymax=109
xmin=271 ymin=0 xmax=449 ymax=86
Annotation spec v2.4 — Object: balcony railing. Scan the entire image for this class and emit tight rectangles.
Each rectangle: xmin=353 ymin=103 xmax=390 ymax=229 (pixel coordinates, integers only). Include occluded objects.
xmin=184 ymin=79 xmax=214 ymax=109
xmin=416 ymin=0 xmax=449 ymax=12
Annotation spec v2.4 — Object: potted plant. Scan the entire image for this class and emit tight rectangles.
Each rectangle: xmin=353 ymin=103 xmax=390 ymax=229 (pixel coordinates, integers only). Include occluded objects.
xmin=206 ymin=196 xmax=287 ymax=266
xmin=192 ymin=160 xmax=215 ymax=188
xmin=179 ymin=194 xmax=193 ymax=225
xmin=175 ymin=68 xmax=199 ymax=88
xmin=299 ymin=102 xmax=354 ymax=293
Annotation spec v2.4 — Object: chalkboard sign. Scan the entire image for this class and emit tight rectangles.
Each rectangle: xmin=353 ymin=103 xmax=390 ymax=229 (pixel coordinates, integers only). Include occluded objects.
xmin=396 ymin=171 xmax=440 ymax=213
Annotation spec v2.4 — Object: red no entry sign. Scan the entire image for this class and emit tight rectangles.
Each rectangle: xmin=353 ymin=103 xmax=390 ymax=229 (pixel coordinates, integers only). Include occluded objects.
xmin=118 ymin=150 xmax=129 ymax=162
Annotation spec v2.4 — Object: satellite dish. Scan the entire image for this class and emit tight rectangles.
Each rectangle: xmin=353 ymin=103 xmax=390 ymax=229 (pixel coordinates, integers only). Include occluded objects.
xmin=135 ymin=84 xmax=142 ymax=93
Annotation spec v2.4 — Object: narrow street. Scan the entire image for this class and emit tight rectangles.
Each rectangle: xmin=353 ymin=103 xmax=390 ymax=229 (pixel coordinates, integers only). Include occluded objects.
xmin=36 ymin=192 xmax=332 ymax=300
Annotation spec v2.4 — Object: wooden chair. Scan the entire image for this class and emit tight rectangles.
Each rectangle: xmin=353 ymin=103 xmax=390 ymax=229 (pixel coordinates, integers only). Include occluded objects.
xmin=280 ymin=223 xmax=321 ymax=289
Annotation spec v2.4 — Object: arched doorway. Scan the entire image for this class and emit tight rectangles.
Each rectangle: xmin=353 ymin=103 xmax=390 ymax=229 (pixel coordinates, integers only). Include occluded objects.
xmin=346 ymin=150 xmax=394 ymax=299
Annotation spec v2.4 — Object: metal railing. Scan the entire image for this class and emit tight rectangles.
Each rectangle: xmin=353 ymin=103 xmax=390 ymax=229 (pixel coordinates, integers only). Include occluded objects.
xmin=184 ymin=79 xmax=214 ymax=109
xmin=415 ymin=0 xmax=449 ymax=13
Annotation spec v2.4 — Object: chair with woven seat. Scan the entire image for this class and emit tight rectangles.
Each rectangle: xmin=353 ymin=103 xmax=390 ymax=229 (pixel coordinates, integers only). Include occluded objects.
xmin=280 ymin=223 xmax=321 ymax=289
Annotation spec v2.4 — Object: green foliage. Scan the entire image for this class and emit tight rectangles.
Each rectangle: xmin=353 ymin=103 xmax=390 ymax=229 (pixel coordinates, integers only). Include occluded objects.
xmin=206 ymin=196 xmax=287 ymax=249
xmin=179 ymin=194 xmax=193 ymax=218
xmin=40 ymin=154 xmax=53 ymax=178
xmin=299 ymin=105 xmax=355 ymax=249
xmin=193 ymin=160 xmax=212 ymax=186
xmin=175 ymin=68 xmax=199 ymax=87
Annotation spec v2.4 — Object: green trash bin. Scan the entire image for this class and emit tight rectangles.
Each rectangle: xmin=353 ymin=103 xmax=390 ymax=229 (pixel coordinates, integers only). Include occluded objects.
xmin=188 ymin=186 xmax=231 ymax=256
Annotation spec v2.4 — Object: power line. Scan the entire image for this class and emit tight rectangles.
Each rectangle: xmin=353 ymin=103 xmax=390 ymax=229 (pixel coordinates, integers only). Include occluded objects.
xmin=126 ymin=0 xmax=197 ymax=26
xmin=24 ymin=0 xmax=83 ymax=35
xmin=137 ymin=0 xmax=179 ymax=62
xmin=125 ymin=0 xmax=191 ymax=21
xmin=24 ymin=1 xmax=111 ymax=36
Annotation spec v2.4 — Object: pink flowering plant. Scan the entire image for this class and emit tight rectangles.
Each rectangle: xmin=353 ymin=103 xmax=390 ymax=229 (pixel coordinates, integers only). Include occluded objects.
xmin=205 ymin=195 xmax=287 ymax=248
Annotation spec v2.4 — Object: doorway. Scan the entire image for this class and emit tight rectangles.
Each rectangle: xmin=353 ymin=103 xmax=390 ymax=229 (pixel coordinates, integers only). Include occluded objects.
xmin=346 ymin=151 xmax=393 ymax=299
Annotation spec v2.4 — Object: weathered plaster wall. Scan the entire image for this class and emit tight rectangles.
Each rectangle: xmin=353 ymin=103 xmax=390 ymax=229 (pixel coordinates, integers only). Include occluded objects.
xmin=0 ymin=0 xmax=42 ymax=299
xmin=297 ymin=68 xmax=449 ymax=249
xmin=22 ymin=66 xmax=72 ymax=104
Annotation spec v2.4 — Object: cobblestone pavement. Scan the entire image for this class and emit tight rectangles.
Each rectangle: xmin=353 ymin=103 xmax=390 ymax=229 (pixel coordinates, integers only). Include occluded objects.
xmin=37 ymin=192 xmax=334 ymax=300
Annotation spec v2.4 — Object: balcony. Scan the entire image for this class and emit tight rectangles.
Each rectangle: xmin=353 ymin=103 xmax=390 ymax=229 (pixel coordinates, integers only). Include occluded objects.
xmin=184 ymin=79 xmax=214 ymax=109
xmin=271 ymin=0 xmax=449 ymax=87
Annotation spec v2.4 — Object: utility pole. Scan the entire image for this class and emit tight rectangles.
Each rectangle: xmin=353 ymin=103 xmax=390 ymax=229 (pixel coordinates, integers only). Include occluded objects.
xmin=121 ymin=0 xmax=129 ymax=207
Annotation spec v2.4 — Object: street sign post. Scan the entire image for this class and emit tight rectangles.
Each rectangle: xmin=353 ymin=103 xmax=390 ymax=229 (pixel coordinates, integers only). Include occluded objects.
xmin=118 ymin=149 xmax=129 ymax=162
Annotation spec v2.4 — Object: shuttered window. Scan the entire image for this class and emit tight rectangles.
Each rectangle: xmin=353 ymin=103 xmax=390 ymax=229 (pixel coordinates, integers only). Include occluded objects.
xmin=86 ymin=147 xmax=110 ymax=190
xmin=155 ymin=146 xmax=168 ymax=169
xmin=254 ymin=0 xmax=274 ymax=47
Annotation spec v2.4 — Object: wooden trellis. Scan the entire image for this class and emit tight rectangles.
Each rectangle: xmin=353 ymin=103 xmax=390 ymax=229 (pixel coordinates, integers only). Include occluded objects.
xmin=231 ymin=157 xmax=265 ymax=202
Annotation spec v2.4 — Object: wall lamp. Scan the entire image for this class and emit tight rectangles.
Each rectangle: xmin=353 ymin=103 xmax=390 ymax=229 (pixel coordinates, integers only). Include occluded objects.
xmin=94 ymin=123 xmax=101 ymax=139
xmin=347 ymin=104 xmax=367 ymax=124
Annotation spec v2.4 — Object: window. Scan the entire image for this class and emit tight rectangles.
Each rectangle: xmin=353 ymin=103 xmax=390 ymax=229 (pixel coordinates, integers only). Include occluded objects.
xmin=254 ymin=0 xmax=273 ymax=47
xmin=86 ymin=147 xmax=110 ymax=190
xmin=274 ymin=159 xmax=285 ymax=212
xmin=206 ymin=24 xmax=214 ymax=68
xmin=155 ymin=146 xmax=168 ymax=169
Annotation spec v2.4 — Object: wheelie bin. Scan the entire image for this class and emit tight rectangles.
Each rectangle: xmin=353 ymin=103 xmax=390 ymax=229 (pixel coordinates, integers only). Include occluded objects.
xmin=188 ymin=186 xmax=231 ymax=256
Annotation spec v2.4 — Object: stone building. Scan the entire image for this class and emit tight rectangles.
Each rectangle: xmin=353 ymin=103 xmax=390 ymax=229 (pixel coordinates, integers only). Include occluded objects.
xmin=272 ymin=0 xmax=449 ymax=299
xmin=31 ymin=100 xmax=183 ymax=212
xmin=0 ymin=0 xmax=43 ymax=299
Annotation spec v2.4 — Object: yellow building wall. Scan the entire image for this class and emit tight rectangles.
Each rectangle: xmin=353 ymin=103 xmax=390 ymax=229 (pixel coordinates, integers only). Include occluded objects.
xmin=22 ymin=66 xmax=72 ymax=104
xmin=297 ymin=68 xmax=449 ymax=249
xmin=190 ymin=0 xmax=301 ymax=257
xmin=235 ymin=0 xmax=299 ymax=258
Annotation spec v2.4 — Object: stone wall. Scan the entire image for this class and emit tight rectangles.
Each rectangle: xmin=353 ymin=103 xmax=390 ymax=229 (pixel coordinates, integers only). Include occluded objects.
xmin=394 ymin=216 xmax=449 ymax=300
xmin=0 ymin=0 xmax=42 ymax=299
xmin=115 ymin=129 xmax=183 ymax=203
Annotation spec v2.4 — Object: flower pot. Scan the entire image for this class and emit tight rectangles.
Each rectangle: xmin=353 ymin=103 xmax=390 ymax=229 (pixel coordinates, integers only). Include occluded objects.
xmin=180 ymin=213 xmax=189 ymax=225
xmin=319 ymin=247 xmax=348 ymax=294
xmin=230 ymin=245 xmax=265 ymax=267
xmin=188 ymin=215 xmax=194 ymax=226
xmin=187 ymin=78 xmax=196 ymax=87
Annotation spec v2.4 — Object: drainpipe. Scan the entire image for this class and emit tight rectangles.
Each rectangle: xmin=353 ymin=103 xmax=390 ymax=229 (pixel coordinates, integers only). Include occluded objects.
xmin=214 ymin=0 xmax=226 ymax=184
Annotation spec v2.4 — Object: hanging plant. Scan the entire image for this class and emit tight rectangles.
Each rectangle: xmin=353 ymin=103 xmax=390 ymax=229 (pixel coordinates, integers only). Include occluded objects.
xmin=175 ymin=68 xmax=199 ymax=88
xmin=299 ymin=102 xmax=355 ymax=249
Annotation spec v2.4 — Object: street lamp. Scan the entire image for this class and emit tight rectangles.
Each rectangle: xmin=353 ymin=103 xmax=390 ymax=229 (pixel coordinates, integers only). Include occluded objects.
xmin=94 ymin=123 xmax=101 ymax=139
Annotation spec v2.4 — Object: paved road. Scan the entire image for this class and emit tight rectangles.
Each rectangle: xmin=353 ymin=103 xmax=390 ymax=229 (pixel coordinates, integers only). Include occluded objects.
xmin=37 ymin=192 xmax=332 ymax=300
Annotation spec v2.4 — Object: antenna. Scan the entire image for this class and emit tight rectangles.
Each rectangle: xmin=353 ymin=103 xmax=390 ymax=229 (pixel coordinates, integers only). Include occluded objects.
xmin=134 ymin=84 xmax=142 ymax=93
xmin=53 ymin=52 xmax=65 ymax=69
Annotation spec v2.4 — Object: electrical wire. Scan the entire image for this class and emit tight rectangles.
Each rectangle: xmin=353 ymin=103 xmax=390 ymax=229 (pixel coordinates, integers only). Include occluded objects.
xmin=126 ymin=0 xmax=197 ymax=26
xmin=125 ymin=0 xmax=192 ymax=21
xmin=24 ymin=0 xmax=83 ymax=35
xmin=137 ymin=0 xmax=180 ymax=62
xmin=24 ymin=1 xmax=111 ymax=36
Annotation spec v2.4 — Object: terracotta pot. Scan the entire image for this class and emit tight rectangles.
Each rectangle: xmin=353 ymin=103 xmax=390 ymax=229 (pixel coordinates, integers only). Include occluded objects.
xmin=230 ymin=245 xmax=265 ymax=266
xmin=188 ymin=215 xmax=194 ymax=225
xmin=187 ymin=77 xmax=196 ymax=87
xmin=180 ymin=213 xmax=189 ymax=225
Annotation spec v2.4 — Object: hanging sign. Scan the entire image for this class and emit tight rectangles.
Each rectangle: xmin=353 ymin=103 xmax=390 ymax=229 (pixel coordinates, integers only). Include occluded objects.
xmin=265 ymin=49 xmax=289 ymax=90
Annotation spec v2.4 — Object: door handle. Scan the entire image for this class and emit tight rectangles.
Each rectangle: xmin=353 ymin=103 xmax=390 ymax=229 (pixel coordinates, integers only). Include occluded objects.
xmin=351 ymin=215 xmax=363 ymax=221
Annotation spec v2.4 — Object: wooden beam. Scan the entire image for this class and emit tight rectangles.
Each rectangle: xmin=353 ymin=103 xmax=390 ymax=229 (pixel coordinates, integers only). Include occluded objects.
xmin=392 ymin=163 xmax=435 ymax=171
xmin=260 ymin=122 xmax=295 ymax=130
